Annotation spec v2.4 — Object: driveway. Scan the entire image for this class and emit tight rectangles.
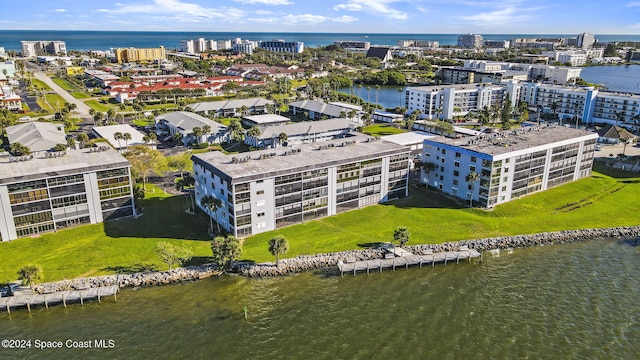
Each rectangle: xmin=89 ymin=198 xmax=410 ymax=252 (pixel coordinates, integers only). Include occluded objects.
xmin=31 ymin=71 xmax=93 ymax=121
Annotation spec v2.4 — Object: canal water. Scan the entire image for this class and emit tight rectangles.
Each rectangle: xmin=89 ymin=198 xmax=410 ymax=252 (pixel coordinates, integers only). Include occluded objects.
xmin=1 ymin=239 xmax=638 ymax=359
xmin=338 ymin=65 xmax=640 ymax=110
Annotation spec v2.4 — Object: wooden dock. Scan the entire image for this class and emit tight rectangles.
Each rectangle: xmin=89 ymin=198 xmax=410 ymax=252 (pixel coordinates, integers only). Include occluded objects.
xmin=337 ymin=246 xmax=481 ymax=276
xmin=0 ymin=285 xmax=119 ymax=314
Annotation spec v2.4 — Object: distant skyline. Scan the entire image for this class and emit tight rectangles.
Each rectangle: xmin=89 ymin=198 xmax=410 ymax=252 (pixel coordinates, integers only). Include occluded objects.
xmin=1 ymin=0 xmax=639 ymax=35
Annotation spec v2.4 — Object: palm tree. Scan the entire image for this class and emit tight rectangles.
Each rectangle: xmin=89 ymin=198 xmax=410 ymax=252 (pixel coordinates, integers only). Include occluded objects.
xmin=278 ymin=132 xmax=288 ymax=146
xmin=619 ymin=137 xmax=630 ymax=156
xmin=123 ymin=132 xmax=132 ymax=147
xmin=192 ymin=126 xmax=203 ymax=144
xmin=77 ymin=133 xmax=89 ymax=148
xmin=366 ymin=86 xmax=371 ymax=104
xmin=465 ymin=171 xmax=480 ymax=207
xmin=374 ymin=84 xmax=381 ymax=106
xmin=246 ymin=126 xmax=261 ymax=146
xmin=17 ymin=265 xmax=43 ymax=288
xmin=114 ymin=132 xmax=123 ymax=148
xmin=200 ymin=195 xmax=223 ymax=234
xmin=347 ymin=109 xmax=357 ymax=121
xmin=268 ymin=236 xmax=289 ymax=266
xmin=227 ymin=119 xmax=243 ymax=142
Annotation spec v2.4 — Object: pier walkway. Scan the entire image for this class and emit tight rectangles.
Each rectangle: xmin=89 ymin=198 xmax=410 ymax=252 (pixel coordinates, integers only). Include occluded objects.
xmin=1 ymin=285 xmax=119 ymax=314
xmin=338 ymin=246 xmax=481 ymax=276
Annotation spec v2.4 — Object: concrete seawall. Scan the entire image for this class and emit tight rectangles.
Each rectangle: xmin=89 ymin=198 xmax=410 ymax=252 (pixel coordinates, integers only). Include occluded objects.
xmin=33 ymin=226 xmax=640 ymax=292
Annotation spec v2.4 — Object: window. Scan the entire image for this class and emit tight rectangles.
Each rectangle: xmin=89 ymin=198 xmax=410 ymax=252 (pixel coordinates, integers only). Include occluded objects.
xmin=441 ymin=158 xmax=445 ymax=163
xmin=471 ymin=156 xmax=477 ymax=162
xmin=454 ymin=161 xmax=460 ymax=168
xmin=502 ymin=186 xmax=507 ymax=191
xmin=257 ymin=211 xmax=265 ymax=217
xmin=453 ymin=170 xmax=460 ymax=177
xmin=441 ymin=148 xmax=446 ymax=154
xmin=503 ymin=176 xmax=508 ymax=182
xmin=455 ymin=152 xmax=461 ymax=158
xmin=470 ymin=165 xmax=476 ymax=172
xmin=453 ymin=179 xmax=459 ymax=185
xmin=257 ymin=190 xmax=264 ymax=195
xmin=257 ymin=222 xmax=266 ymax=229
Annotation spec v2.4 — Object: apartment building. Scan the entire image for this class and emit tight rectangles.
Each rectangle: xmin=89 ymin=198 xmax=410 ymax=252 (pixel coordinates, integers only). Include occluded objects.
xmin=192 ymin=134 xmax=410 ymax=238
xmin=518 ymin=82 xmax=640 ymax=129
xmin=0 ymin=146 xmax=135 ymax=241
xmin=114 ymin=46 xmax=166 ymax=63
xmin=405 ymin=83 xmax=517 ymax=120
xmin=334 ymin=41 xmax=371 ymax=54
xmin=420 ymin=125 xmax=598 ymax=208
xmin=21 ymin=41 xmax=67 ymax=57
xmin=258 ymin=40 xmax=304 ymax=54
xmin=458 ymin=34 xmax=484 ymax=49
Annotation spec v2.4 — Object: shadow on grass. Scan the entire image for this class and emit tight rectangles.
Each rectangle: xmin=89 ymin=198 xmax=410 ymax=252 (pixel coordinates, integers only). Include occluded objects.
xmin=593 ymin=163 xmax=640 ymax=178
xmin=381 ymin=185 xmax=465 ymax=210
xmin=183 ymin=256 xmax=213 ymax=267
xmin=101 ymin=263 xmax=159 ymax=274
xmin=103 ymin=196 xmax=211 ymax=241
xmin=357 ymin=242 xmax=384 ymax=249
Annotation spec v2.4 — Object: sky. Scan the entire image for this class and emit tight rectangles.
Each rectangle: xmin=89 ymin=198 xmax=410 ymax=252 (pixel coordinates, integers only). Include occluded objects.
xmin=0 ymin=0 xmax=639 ymax=34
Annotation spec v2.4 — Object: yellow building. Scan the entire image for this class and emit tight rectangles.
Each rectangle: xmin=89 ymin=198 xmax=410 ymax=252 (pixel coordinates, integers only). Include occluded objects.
xmin=114 ymin=46 xmax=166 ymax=63
xmin=66 ymin=66 xmax=84 ymax=75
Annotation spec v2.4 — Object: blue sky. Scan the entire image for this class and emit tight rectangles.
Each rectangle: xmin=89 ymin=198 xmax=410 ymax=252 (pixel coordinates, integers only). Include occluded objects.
xmin=1 ymin=0 xmax=639 ymax=34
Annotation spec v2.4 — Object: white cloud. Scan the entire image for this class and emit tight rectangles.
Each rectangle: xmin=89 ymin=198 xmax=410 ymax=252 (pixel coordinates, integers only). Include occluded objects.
xmin=100 ymin=0 xmax=245 ymax=22
xmin=333 ymin=0 xmax=408 ymax=20
xmin=52 ymin=9 xmax=67 ymax=13
xmin=233 ymin=0 xmax=292 ymax=4
xmin=283 ymin=14 xmax=329 ymax=24
xmin=333 ymin=15 xmax=358 ymax=23
xmin=459 ymin=7 xmax=531 ymax=27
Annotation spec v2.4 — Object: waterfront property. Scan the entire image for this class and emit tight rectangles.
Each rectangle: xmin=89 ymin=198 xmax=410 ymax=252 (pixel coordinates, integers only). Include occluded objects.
xmin=421 ymin=125 xmax=598 ymax=208
xmin=241 ymin=114 xmax=290 ymax=129
xmin=114 ymin=46 xmax=166 ymax=63
xmin=0 ymin=145 xmax=135 ymax=241
xmin=192 ymin=134 xmax=410 ymax=238
xmin=289 ymin=100 xmax=362 ymax=120
xmin=21 ymin=40 xmax=67 ymax=57
xmin=405 ymin=81 xmax=640 ymax=131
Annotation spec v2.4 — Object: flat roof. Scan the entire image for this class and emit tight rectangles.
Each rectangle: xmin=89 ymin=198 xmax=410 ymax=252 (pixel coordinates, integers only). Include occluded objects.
xmin=381 ymin=131 xmax=436 ymax=146
xmin=92 ymin=124 xmax=147 ymax=148
xmin=193 ymin=134 xmax=409 ymax=183
xmin=243 ymin=114 xmax=290 ymax=125
xmin=0 ymin=144 xmax=130 ymax=185
xmin=6 ymin=122 xmax=66 ymax=153
xmin=425 ymin=125 xmax=598 ymax=156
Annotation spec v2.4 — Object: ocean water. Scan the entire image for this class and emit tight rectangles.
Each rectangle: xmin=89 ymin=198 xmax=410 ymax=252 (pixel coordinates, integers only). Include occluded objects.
xmin=0 ymin=30 xmax=637 ymax=52
xmin=0 ymin=239 xmax=638 ymax=359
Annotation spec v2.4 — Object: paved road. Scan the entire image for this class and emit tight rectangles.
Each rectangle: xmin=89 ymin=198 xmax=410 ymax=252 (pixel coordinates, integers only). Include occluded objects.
xmin=31 ymin=71 xmax=93 ymax=121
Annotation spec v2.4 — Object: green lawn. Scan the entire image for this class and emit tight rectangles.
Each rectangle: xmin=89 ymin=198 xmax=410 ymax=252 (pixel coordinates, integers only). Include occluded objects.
xmin=362 ymin=124 xmax=407 ymax=137
xmin=52 ymin=77 xmax=78 ymax=92
xmin=1 ymin=170 xmax=639 ymax=282
xmin=84 ymin=99 xmax=113 ymax=112
xmin=30 ymin=79 xmax=52 ymax=91
xmin=0 ymin=186 xmax=212 ymax=282
xmin=240 ymin=170 xmax=640 ymax=263
xmin=71 ymin=92 xmax=92 ymax=99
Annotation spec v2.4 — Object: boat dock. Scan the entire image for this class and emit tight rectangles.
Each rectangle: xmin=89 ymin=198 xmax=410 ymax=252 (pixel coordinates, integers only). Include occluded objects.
xmin=1 ymin=285 xmax=119 ymax=314
xmin=337 ymin=246 xmax=481 ymax=276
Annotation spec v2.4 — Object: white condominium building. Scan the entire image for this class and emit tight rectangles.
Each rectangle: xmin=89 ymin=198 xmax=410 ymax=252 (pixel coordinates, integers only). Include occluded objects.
xmin=191 ymin=134 xmax=410 ymax=238
xmin=405 ymin=83 xmax=518 ymax=120
xmin=421 ymin=126 xmax=598 ymax=208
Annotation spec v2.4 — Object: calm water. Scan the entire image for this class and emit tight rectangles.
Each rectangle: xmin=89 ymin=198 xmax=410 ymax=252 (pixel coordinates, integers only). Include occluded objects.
xmin=339 ymin=85 xmax=406 ymax=110
xmin=0 ymin=31 xmax=638 ymax=51
xmin=1 ymin=239 xmax=638 ymax=359
xmin=580 ymin=65 xmax=640 ymax=94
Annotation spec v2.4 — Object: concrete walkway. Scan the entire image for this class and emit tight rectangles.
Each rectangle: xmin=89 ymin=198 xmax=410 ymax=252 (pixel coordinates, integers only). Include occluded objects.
xmin=31 ymin=71 xmax=93 ymax=121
